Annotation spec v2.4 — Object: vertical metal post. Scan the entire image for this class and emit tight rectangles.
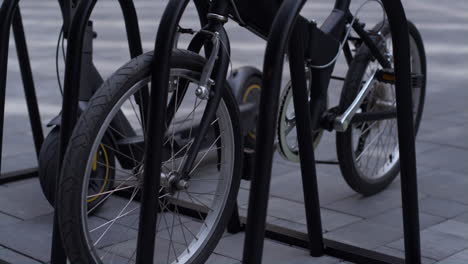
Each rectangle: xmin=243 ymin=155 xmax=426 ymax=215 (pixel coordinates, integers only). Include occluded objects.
xmin=227 ymin=202 xmax=243 ymax=234
xmin=381 ymin=1 xmax=421 ymax=263
xmin=118 ymin=0 xmax=144 ymax=58
xmin=117 ymin=0 xmax=149 ymax=128
xmin=12 ymin=8 xmax=44 ymax=156
xmin=288 ymin=23 xmax=324 ymax=256
xmin=50 ymin=0 xmax=148 ymax=262
xmin=52 ymin=1 xmax=97 ymax=263
xmin=135 ymin=1 xmax=189 ymax=263
xmin=242 ymin=0 xmax=306 ymax=263
xmin=0 ymin=0 xmax=18 ymax=174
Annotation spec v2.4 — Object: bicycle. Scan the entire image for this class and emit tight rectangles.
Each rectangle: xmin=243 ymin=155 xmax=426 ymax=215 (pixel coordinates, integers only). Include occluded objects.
xmin=56 ymin=0 xmax=426 ymax=263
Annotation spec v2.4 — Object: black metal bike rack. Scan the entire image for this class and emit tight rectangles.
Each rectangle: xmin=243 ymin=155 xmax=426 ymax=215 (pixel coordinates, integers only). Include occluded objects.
xmin=0 ymin=0 xmax=44 ymax=184
xmin=38 ymin=0 xmax=145 ymax=263
xmin=241 ymin=0 xmax=422 ymax=263
xmin=114 ymin=0 xmax=423 ymax=262
xmin=2 ymin=0 xmax=422 ymax=263
xmin=0 ymin=0 xmax=144 ymax=263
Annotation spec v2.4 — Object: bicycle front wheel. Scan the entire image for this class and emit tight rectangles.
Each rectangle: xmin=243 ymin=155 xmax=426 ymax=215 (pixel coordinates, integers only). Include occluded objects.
xmin=57 ymin=50 xmax=242 ymax=263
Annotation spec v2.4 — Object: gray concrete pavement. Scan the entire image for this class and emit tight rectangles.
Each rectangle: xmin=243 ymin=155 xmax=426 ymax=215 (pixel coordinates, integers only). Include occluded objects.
xmin=0 ymin=0 xmax=467 ymax=263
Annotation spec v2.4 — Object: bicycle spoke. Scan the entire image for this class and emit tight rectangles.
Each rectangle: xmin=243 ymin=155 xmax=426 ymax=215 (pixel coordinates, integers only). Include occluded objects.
xmin=87 ymin=184 xmax=139 ymax=199
xmin=101 ymin=143 xmax=143 ymax=168
xmin=90 ymin=206 xmax=140 ymax=233
xmin=87 ymin=175 xmax=137 ymax=214
xmin=93 ymin=186 xmax=139 ymax=246
xmin=189 ymin=132 xmax=224 ymax=175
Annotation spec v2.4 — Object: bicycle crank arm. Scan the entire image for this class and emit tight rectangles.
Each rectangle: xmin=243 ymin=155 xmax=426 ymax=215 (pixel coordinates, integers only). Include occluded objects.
xmin=334 ymin=69 xmax=377 ymax=132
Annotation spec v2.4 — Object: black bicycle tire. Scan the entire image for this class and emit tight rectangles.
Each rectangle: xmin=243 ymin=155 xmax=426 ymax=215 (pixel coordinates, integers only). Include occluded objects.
xmin=336 ymin=21 xmax=426 ymax=196
xmin=57 ymin=49 xmax=243 ymax=264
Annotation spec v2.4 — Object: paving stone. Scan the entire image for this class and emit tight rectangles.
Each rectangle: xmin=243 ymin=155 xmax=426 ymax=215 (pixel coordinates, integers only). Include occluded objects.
xmin=417 ymin=146 xmax=468 ymax=174
xmin=0 ymin=212 xmax=21 ymax=227
xmin=428 ymin=220 xmax=468 ymax=240
xmin=419 ymin=121 xmax=468 ymax=149
xmin=436 ymin=249 xmax=468 ymax=264
xmin=387 ymin=229 xmax=468 ymax=260
xmin=318 ymin=209 xmax=362 ymax=232
xmin=0 ymin=1 xmax=467 ymax=263
xmin=415 ymin=141 xmax=442 ymax=156
xmin=206 ymin=253 xmax=239 ymax=264
xmin=419 ymin=196 xmax=468 ymax=218
xmin=454 ymin=212 xmax=468 ymax=224
xmin=269 ymin=166 xmax=356 ymax=206
xmin=240 ymin=160 xmax=299 ymax=190
xmin=0 ymin=248 xmax=42 ymax=264
xmin=260 ymin=197 xmax=306 ymax=222
xmin=0 ymin=214 xmax=53 ymax=263
xmin=268 ymin=218 xmax=308 ymax=233
xmin=324 ymin=220 xmax=403 ymax=250
xmin=269 ymin=206 xmax=362 ymax=234
xmin=261 ymin=241 xmax=341 ymax=264
xmin=324 ymin=188 xmax=406 ymax=218
xmin=102 ymin=237 xmax=186 ymax=263
xmin=375 ymin=246 xmax=437 ymax=264
xmin=96 ymin=250 xmax=135 ymax=264
xmin=0 ymin=178 xmax=53 ymax=220
xmin=213 ymin=233 xmax=250 ymax=260
xmin=418 ymin=170 xmax=468 ymax=205
xmin=368 ymin=208 xmax=445 ymax=230
xmin=214 ymin=232 xmax=341 ymax=263
xmin=236 ymin=205 xmax=279 ymax=224
xmin=0 ymin=152 xmax=38 ymax=175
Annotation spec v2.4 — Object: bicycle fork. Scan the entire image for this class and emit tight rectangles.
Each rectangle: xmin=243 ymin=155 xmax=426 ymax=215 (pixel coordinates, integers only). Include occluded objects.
xmin=178 ymin=28 xmax=229 ymax=180
xmin=136 ymin=0 xmax=231 ymax=261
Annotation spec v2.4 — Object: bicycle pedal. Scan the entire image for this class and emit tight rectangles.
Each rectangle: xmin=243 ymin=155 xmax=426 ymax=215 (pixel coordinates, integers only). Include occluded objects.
xmin=376 ymin=69 xmax=396 ymax=84
xmin=376 ymin=70 xmax=425 ymax=88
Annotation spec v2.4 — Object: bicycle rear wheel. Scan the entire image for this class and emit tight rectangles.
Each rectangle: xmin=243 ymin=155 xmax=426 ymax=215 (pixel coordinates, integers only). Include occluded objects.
xmin=336 ymin=21 xmax=426 ymax=196
xmin=58 ymin=50 xmax=242 ymax=263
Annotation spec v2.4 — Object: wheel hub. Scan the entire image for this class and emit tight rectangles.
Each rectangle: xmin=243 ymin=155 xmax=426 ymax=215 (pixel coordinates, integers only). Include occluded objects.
xmin=161 ymin=171 xmax=190 ymax=194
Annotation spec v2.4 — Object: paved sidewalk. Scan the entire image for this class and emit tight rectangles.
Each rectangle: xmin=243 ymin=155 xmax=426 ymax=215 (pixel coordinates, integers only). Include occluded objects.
xmin=1 ymin=0 xmax=467 ymax=263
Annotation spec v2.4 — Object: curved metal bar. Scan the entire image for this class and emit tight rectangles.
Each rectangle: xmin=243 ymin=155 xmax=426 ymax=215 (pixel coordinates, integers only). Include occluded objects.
xmin=334 ymin=0 xmax=350 ymax=11
xmin=289 ymin=20 xmax=325 ymax=257
xmin=58 ymin=0 xmax=97 ymax=180
xmin=1 ymin=0 xmax=44 ymax=175
xmin=117 ymin=0 xmax=149 ymax=127
xmin=139 ymin=0 xmax=233 ymax=261
xmin=55 ymin=0 xmax=148 ymax=262
xmin=0 ymin=0 xmax=20 ymax=172
xmin=136 ymin=1 xmax=190 ymax=262
xmin=242 ymin=0 xmax=307 ymax=263
xmin=53 ymin=1 xmax=97 ymax=263
xmin=243 ymin=0 xmax=421 ymax=263
xmin=12 ymin=8 xmax=44 ymax=157
xmin=117 ymin=0 xmax=144 ymax=58
xmin=380 ymin=1 xmax=421 ymax=263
